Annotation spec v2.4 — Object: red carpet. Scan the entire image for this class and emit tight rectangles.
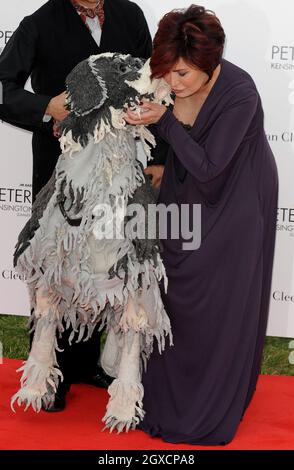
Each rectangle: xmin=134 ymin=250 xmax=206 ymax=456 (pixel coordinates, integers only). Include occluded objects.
xmin=0 ymin=358 xmax=293 ymax=450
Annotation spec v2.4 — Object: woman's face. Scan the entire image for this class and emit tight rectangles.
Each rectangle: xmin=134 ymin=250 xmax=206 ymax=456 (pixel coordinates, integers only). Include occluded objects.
xmin=163 ymin=58 xmax=209 ymax=98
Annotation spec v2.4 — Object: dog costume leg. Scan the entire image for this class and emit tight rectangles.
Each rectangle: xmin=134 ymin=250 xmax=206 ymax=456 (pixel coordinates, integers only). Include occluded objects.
xmin=102 ymin=296 xmax=148 ymax=432
xmin=11 ymin=288 xmax=62 ymax=412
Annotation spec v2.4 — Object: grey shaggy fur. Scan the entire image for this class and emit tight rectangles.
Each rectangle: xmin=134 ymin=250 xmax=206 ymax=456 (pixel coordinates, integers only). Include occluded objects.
xmin=14 ymin=54 xmax=161 ymax=271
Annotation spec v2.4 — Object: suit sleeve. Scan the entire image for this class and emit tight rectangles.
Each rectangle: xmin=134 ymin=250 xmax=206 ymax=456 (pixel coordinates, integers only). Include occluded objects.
xmin=133 ymin=6 xmax=152 ymax=59
xmin=0 ymin=17 xmax=51 ymax=128
xmin=147 ymin=123 xmax=169 ymax=166
xmin=156 ymin=87 xmax=259 ymax=183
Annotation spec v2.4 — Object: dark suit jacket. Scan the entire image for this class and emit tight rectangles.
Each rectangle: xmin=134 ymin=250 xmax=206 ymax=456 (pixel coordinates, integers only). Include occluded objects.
xmin=0 ymin=0 xmax=152 ymax=199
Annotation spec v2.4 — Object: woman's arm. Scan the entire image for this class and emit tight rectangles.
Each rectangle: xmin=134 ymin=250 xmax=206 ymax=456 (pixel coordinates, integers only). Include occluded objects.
xmin=125 ymin=87 xmax=259 ymax=184
xmin=156 ymin=89 xmax=259 ymax=183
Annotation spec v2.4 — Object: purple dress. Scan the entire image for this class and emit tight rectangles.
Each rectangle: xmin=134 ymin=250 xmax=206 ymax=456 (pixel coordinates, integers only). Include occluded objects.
xmin=140 ymin=59 xmax=278 ymax=445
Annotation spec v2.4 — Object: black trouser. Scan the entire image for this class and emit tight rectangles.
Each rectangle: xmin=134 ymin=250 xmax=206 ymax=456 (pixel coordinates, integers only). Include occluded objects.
xmin=55 ymin=323 xmax=102 ymax=387
xmin=32 ymin=125 xmax=61 ymax=201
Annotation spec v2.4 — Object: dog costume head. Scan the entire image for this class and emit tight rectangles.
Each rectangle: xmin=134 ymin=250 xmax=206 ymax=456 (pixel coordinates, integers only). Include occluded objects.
xmin=60 ymin=53 xmax=172 ymax=148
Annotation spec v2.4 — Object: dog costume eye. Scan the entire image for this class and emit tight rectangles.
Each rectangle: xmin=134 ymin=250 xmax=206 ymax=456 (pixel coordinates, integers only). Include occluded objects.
xmin=119 ymin=63 xmax=130 ymax=74
xmin=133 ymin=59 xmax=143 ymax=69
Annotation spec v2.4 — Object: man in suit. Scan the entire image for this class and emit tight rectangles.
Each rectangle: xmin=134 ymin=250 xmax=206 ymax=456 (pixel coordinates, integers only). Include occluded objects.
xmin=0 ymin=0 xmax=152 ymax=411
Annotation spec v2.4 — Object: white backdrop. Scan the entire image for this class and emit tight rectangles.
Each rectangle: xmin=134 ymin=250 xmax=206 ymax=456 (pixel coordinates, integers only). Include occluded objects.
xmin=0 ymin=1 xmax=294 ymax=337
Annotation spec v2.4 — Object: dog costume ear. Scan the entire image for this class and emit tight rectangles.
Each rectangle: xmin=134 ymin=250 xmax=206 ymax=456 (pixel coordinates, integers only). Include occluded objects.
xmin=66 ymin=57 xmax=108 ymax=116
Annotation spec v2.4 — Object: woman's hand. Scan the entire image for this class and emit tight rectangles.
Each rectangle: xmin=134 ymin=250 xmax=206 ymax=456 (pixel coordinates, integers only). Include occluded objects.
xmin=124 ymin=101 xmax=167 ymax=126
xmin=144 ymin=165 xmax=165 ymax=188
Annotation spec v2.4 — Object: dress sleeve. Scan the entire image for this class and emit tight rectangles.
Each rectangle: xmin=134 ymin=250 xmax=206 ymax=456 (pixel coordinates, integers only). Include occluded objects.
xmin=0 ymin=17 xmax=51 ymax=127
xmin=156 ymin=87 xmax=259 ymax=183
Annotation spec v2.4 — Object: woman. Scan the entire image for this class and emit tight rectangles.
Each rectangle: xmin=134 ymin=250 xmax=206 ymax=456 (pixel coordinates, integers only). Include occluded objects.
xmin=125 ymin=5 xmax=278 ymax=445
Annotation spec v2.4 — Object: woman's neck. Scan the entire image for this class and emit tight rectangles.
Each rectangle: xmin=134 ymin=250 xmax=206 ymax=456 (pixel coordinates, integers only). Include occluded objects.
xmin=202 ymin=64 xmax=221 ymax=95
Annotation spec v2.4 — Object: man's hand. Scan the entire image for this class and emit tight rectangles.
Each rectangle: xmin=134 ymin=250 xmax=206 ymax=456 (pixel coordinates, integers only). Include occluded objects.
xmin=144 ymin=165 xmax=165 ymax=188
xmin=45 ymin=91 xmax=69 ymax=121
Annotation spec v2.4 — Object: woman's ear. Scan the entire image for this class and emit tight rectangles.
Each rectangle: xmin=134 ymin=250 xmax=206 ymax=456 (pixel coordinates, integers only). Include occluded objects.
xmin=65 ymin=58 xmax=108 ymax=116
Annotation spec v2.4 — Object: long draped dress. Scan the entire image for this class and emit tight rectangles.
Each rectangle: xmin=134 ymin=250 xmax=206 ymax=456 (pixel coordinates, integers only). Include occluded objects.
xmin=140 ymin=59 xmax=278 ymax=445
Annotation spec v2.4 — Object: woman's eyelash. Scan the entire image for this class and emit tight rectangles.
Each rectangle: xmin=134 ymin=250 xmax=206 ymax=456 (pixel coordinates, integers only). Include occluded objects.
xmin=178 ymin=72 xmax=187 ymax=77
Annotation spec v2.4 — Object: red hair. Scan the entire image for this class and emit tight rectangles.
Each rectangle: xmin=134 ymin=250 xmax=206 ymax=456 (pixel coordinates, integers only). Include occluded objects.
xmin=150 ymin=5 xmax=225 ymax=80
